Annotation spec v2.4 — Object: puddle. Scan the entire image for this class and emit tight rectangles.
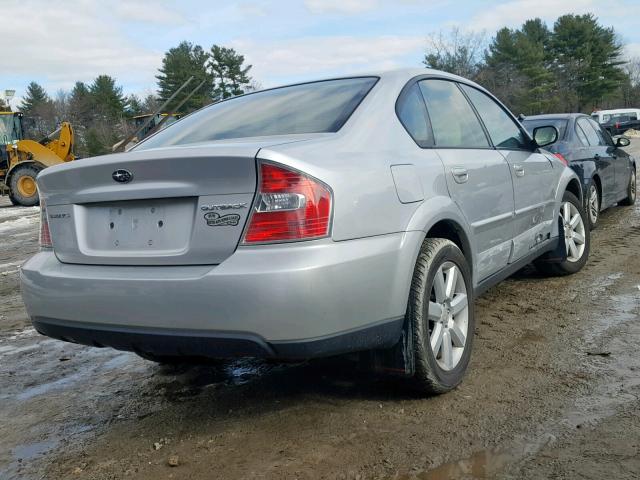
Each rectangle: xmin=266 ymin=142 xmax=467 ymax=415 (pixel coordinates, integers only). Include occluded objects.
xmin=396 ymin=450 xmax=513 ymax=479
xmin=12 ymin=438 xmax=59 ymax=462
xmin=1 ymin=438 xmax=60 ymax=480
xmin=393 ymin=432 xmax=555 ymax=480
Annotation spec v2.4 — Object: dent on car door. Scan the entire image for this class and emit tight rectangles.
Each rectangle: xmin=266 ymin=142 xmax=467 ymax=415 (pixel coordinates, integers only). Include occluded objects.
xmin=418 ymin=79 xmax=515 ymax=281
xmin=459 ymin=84 xmax=557 ymax=262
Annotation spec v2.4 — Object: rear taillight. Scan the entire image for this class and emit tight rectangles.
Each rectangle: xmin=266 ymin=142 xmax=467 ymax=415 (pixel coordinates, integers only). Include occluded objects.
xmin=242 ymin=162 xmax=332 ymax=243
xmin=554 ymin=153 xmax=568 ymax=166
xmin=39 ymin=198 xmax=52 ymax=249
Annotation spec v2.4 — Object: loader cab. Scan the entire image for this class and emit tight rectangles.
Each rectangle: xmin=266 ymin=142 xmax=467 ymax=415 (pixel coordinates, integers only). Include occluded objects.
xmin=0 ymin=112 xmax=24 ymax=144
xmin=0 ymin=112 xmax=24 ymax=171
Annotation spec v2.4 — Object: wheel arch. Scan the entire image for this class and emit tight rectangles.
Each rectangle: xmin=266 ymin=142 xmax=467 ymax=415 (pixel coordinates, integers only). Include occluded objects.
xmin=424 ymin=219 xmax=473 ymax=269
xmin=591 ymin=174 xmax=602 ymax=201
xmin=565 ymin=177 xmax=583 ymax=204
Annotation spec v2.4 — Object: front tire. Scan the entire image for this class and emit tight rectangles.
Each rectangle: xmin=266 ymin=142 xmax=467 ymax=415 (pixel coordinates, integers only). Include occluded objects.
xmin=407 ymin=238 xmax=474 ymax=394
xmin=586 ymin=181 xmax=600 ymax=230
xmin=9 ymin=164 xmax=41 ymax=207
xmin=535 ymin=191 xmax=590 ymax=276
xmin=620 ymin=168 xmax=636 ymax=206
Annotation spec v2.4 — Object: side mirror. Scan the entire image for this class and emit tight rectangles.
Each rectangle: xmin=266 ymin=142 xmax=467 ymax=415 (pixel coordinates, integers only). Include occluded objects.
xmin=532 ymin=126 xmax=559 ymax=148
xmin=616 ymin=136 xmax=631 ymax=147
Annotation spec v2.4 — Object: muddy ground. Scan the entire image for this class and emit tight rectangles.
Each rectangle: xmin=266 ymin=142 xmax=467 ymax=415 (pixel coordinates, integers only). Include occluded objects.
xmin=1 ymin=143 xmax=639 ymax=480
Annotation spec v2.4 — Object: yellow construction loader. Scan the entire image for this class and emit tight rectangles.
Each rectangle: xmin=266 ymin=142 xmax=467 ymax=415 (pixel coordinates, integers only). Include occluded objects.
xmin=0 ymin=112 xmax=75 ymax=206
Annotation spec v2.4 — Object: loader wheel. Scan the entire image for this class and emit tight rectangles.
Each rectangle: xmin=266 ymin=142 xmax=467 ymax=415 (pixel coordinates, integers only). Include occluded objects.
xmin=9 ymin=165 xmax=41 ymax=207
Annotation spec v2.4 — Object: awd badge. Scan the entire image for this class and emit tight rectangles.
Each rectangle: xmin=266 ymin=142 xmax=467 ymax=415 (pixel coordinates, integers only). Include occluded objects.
xmin=204 ymin=212 xmax=240 ymax=227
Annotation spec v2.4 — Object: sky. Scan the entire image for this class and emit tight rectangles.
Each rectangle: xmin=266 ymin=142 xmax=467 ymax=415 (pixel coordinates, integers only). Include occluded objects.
xmin=3 ymin=0 xmax=640 ymax=106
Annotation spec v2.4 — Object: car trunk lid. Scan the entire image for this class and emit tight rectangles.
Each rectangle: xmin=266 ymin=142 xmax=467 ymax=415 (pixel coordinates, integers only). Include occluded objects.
xmin=37 ymin=138 xmax=312 ymax=266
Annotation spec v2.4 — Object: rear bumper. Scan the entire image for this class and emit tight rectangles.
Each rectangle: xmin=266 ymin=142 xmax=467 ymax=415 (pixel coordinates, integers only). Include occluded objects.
xmin=21 ymin=232 xmax=423 ymax=359
xmin=30 ymin=316 xmax=404 ymax=360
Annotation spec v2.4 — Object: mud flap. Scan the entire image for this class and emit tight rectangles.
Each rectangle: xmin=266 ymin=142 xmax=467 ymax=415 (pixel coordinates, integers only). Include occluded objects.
xmin=367 ymin=316 xmax=415 ymax=377
xmin=536 ymin=217 xmax=567 ymax=263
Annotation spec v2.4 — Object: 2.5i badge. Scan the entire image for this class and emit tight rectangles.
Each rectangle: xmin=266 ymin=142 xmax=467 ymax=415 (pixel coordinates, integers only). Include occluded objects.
xmin=204 ymin=212 xmax=241 ymax=227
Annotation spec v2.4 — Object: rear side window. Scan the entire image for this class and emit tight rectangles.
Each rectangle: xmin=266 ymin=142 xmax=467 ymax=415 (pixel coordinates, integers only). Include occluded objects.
xmin=461 ymin=85 xmax=529 ymax=150
xmin=136 ymin=77 xmax=378 ymax=149
xmin=588 ymin=118 xmax=612 ymax=146
xmin=396 ymin=83 xmax=432 ymax=147
xmin=577 ymin=118 xmax=604 ymax=146
xmin=418 ymin=80 xmax=489 ymax=148
xmin=575 ymin=122 xmax=590 ymax=146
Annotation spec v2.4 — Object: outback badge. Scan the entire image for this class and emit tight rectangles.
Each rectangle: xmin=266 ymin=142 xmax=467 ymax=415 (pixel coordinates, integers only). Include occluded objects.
xmin=204 ymin=212 xmax=241 ymax=227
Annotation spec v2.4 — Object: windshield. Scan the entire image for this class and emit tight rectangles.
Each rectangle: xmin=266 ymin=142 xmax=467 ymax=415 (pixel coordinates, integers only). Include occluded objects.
xmin=136 ymin=77 xmax=378 ymax=150
xmin=521 ymin=118 xmax=568 ymax=144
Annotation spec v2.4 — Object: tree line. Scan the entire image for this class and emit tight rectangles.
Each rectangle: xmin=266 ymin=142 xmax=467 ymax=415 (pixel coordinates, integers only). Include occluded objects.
xmin=424 ymin=13 xmax=639 ymax=115
xmin=4 ymin=13 xmax=639 ymax=158
xmin=5 ymin=42 xmax=254 ymax=157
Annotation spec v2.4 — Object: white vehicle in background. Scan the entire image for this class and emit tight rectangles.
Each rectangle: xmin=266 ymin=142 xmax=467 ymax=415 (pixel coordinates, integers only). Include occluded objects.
xmin=591 ymin=108 xmax=640 ymax=124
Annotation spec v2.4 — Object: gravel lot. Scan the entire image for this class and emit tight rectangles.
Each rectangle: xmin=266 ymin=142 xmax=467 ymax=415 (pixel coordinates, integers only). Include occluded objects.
xmin=1 ymin=142 xmax=639 ymax=479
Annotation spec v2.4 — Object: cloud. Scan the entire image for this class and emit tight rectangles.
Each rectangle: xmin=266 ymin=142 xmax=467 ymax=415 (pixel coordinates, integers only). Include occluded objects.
xmin=232 ymin=35 xmax=424 ymax=84
xmin=468 ymin=0 xmax=598 ymax=31
xmin=3 ymin=0 xmax=162 ymax=95
xmin=304 ymin=0 xmax=380 ymax=15
xmin=114 ymin=1 xmax=186 ymax=25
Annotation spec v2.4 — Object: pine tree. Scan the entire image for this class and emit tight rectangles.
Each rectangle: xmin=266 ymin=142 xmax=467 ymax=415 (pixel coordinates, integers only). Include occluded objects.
xmin=156 ymin=41 xmax=212 ymax=112
xmin=19 ymin=82 xmax=51 ymax=114
xmin=89 ymin=75 xmax=126 ymax=121
xmin=126 ymin=95 xmax=145 ymax=116
xmin=551 ymin=14 xmax=626 ymax=111
xmin=69 ymin=81 xmax=92 ymax=125
xmin=209 ymin=45 xmax=252 ymax=100
xmin=514 ymin=19 xmax=554 ymax=114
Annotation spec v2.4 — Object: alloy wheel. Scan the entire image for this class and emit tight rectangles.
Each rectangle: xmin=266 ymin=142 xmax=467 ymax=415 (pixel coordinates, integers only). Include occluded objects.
xmin=428 ymin=261 xmax=469 ymax=371
xmin=561 ymin=201 xmax=586 ymax=262
xmin=588 ymin=184 xmax=599 ymax=225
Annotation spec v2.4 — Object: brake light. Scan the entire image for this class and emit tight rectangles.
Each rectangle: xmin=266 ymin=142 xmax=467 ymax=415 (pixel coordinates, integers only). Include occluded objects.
xmin=39 ymin=198 xmax=52 ymax=249
xmin=554 ymin=153 xmax=568 ymax=166
xmin=243 ymin=162 xmax=332 ymax=243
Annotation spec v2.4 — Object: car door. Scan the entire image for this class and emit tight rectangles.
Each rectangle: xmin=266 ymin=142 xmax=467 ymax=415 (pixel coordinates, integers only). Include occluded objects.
xmin=587 ymin=117 xmax=631 ymax=202
xmin=576 ymin=117 xmax=616 ymax=207
xmin=417 ymin=79 xmax=515 ymax=281
xmin=458 ymin=84 xmax=558 ymax=263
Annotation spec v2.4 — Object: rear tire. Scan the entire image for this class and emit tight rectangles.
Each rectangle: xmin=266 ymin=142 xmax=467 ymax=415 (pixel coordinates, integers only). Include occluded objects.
xmin=407 ymin=238 xmax=474 ymax=394
xmin=9 ymin=164 xmax=41 ymax=207
xmin=619 ymin=169 xmax=636 ymax=206
xmin=535 ymin=191 xmax=590 ymax=276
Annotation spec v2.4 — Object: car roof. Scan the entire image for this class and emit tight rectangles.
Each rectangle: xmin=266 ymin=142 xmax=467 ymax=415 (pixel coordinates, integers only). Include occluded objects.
xmin=259 ymin=68 xmax=487 ymax=94
xmin=522 ymin=113 xmax=587 ymax=121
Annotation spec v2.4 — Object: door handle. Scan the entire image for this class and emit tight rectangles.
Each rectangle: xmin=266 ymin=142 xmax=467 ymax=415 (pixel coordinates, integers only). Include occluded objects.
xmin=451 ymin=167 xmax=468 ymax=184
xmin=513 ymin=164 xmax=525 ymax=177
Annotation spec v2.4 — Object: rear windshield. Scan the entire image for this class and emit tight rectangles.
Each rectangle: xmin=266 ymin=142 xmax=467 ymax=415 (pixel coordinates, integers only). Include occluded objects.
xmin=521 ymin=119 xmax=568 ymax=143
xmin=135 ymin=77 xmax=378 ymax=149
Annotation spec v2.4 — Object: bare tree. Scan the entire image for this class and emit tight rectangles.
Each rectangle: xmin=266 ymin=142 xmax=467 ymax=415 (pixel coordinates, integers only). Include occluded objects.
xmin=423 ymin=27 xmax=487 ymax=79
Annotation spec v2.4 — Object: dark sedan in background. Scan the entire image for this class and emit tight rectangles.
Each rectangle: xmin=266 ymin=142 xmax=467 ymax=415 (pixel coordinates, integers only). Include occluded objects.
xmin=522 ymin=114 xmax=636 ymax=229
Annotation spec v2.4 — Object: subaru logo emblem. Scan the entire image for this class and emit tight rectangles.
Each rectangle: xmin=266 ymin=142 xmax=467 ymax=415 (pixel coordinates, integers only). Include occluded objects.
xmin=112 ymin=169 xmax=133 ymax=183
